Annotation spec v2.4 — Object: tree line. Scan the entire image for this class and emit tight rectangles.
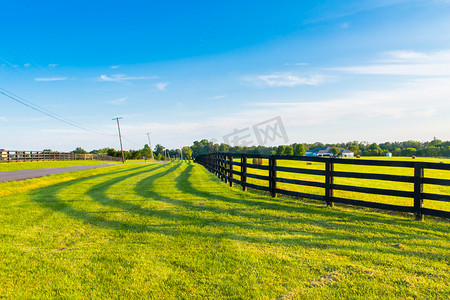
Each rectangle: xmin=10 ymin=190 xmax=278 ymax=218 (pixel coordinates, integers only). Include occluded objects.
xmin=70 ymin=144 xmax=190 ymax=160
xmin=187 ymin=138 xmax=450 ymax=158
xmin=67 ymin=138 xmax=450 ymax=160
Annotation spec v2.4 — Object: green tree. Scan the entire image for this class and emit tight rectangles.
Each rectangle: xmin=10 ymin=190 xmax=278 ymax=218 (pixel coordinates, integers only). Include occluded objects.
xmin=154 ymin=144 xmax=165 ymax=157
xmin=107 ymin=148 xmax=117 ymax=157
xmin=276 ymin=145 xmax=286 ymax=155
xmin=182 ymin=146 xmax=193 ymax=159
xmin=72 ymin=147 xmax=87 ymax=154
xmin=331 ymin=147 xmax=340 ymax=157
xmin=294 ymin=144 xmax=306 ymax=156
xmin=141 ymin=144 xmax=153 ymax=159
xmin=284 ymin=145 xmax=294 ymax=156
xmin=401 ymin=148 xmax=416 ymax=156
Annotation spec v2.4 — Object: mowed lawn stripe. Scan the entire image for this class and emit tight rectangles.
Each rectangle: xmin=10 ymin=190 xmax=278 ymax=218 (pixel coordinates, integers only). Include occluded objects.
xmin=0 ymin=161 xmax=448 ymax=299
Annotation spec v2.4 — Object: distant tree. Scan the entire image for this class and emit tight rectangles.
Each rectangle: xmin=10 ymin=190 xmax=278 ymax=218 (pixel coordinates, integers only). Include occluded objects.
xmin=331 ymin=147 xmax=340 ymax=157
xmin=276 ymin=145 xmax=286 ymax=155
xmin=182 ymin=146 xmax=193 ymax=159
xmin=393 ymin=148 xmax=402 ymax=156
xmin=294 ymin=144 xmax=306 ymax=156
xmin=401 ymin=147 xmax=416 ymax=156
xmin=129 ymin=149 xmax=142 ymax=159
xmin=154 ymin=144 xmax=165 ymax=157
xmin=141 ymin=144 xmax=152 ymax=159
xmin=43 ymin=149 xmax=53 ymax=153
xmin=284 ymin=145 xmax=294 ymax=156
xmin=72 ymin=147 xmax=87 ymax=154
xmin=107 ymin=148 xmax=117 ymax=157
xmin=218 ymin=143 xmax=230 ymax=153
xmin=421 ymin=146 xmax=438 ymax=157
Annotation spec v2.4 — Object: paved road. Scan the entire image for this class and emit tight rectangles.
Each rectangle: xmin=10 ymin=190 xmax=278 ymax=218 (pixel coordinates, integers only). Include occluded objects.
xmin=0 ymin=164 xmax=116 ymax=183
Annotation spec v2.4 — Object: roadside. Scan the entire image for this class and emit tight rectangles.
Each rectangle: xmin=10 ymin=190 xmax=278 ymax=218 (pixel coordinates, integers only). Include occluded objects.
xmin=0 ymin=160 xmax=116 ymax=172
xmin=0 ymin=164 xmax=116 ymax=183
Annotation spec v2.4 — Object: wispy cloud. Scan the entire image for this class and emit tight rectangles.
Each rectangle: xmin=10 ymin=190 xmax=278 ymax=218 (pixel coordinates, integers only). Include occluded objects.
xmin=0 ymin=116 xmax=7 ymax=122
xmin=24 ymin=63 xmax=31 ymax=67
xmin=246 ymin=76 xmax=450 ymax=125
xmin=110 ymin=65 xmax=120 ymax=69
xmin=48 ymin=64 xmax=58 ymax=68
xmin=99 ymin=74 xmax=157 ymax=82
xmin=109 ymin=97 xmax=128 ymax=105
xmin=155 ymin=82 xmax=169 ymax=91
xmin=383 ymin=50 xmax=450 ymax=63
xmin=208 ymin=95 xmax=228 ymax=100
xmin=283 ymin=62 xmax=309 ymax=66
xmin=334 ymin=50 xmax=450 ymax=76
xmin=34 ymin=77 xmax=68 ymax=82
xmin=243 ymin=72 xmax=326 ymax=88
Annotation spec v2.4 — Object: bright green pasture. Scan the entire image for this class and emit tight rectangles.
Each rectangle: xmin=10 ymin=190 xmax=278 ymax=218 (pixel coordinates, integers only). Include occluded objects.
xmin=232 ymin=156 xmax=450 ymax=213
xmin=0 ymin=161 xmax=449 ymax=299
xmin=0 ymin=160 xmax=117 ymax=172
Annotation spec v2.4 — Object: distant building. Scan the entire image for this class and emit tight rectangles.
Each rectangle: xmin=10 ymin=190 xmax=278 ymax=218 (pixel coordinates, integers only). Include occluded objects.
xmin=0 ymin=149 xmax=7 ymax=161
xmin=305 ymin=146 xmax=354 ymax=157
xmin=386 ymin=152 xmax=392 ymax=157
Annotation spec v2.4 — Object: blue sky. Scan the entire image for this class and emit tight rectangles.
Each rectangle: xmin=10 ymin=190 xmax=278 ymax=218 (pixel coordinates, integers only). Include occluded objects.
xmin=1 ymin=0 xmax=450 ymax=151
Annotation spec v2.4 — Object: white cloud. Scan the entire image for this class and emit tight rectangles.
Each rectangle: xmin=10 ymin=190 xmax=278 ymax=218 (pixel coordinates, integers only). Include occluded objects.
xmin=110 ymin=65 xmax=120 ymax=69
xmin=109 ymin=97 xmax=128 ymax=105
xmin=155 ymin=82 xmax=169 ymax=91
xmin=24 ymin=63 xmax=31 ymax=67
xmin=335 ymin=50 xmax=450 ymax=76
xmin=334 ymin=64 xmax=450 ymax=76
xmin=244 ymin=72 xmax=326 ymax=88
xmin=99 ymin=74 xmax=158 ymax=82
xmin=48 ymin=64 xmax=58 ymax=67
xmin=34 ymin=77 xmax=68 ymax=82
xmin=247 ymin=77 xmax=450 ymax=126
xmin=283 ymin=62 xmax=309 ymax=66
xmin=208 ymin=95 xmax=228 ymax=100
xmin=383 ymin=50 xmax=450 ymax=62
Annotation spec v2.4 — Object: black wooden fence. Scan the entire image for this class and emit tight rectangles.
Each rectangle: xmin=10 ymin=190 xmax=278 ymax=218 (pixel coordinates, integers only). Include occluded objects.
xmin=0 ymin=150 xmax=122 ymax=162
xmin=195 ymin=153 xmax=450 ymax=220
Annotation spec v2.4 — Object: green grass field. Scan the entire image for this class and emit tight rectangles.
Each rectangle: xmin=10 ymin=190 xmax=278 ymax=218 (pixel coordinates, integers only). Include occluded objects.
xmin=0 ymin=161 xmax=449 ymax=299
xmin=0 ymin=160 xmax=118 ymax=172
xmin=231 ymin=156 xmax=450 ymax=213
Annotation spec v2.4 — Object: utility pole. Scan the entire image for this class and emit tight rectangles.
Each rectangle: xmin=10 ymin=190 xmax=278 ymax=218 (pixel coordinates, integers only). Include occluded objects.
xmin=180 ymin=148 xmax=183 ymax=160
xmin=112 ymin=117 xmax=125 ymax=163
xmin=145 ymin=132 xmax=154 ymax=160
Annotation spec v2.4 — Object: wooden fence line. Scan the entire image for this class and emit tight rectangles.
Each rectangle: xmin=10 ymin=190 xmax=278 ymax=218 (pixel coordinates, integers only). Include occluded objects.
xmin=194 ymin=153 xmax=450 ymax=220
xmin=0 ymin=150 xmax=122 ymax=162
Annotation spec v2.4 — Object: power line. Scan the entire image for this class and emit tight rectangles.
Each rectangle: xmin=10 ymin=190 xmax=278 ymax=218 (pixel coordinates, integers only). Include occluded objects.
xmin=0 ymin=87 xmax=115 ymax=137
xmin=1 ymin=87 xmax=146 ymax=148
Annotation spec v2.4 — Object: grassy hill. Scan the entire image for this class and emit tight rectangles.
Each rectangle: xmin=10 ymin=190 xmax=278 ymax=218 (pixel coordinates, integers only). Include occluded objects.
xmin=0 ymin=161 xmax=448 ymax=298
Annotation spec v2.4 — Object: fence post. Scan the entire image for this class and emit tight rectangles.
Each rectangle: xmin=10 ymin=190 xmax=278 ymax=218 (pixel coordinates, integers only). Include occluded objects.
xmin=414 ymin=162 xmax=424 ymax=221
xmin=216 ymin=154 xmax=220 ymax=178
xmin=223 ymin=153 xmax=227 ymax=183
xmin=228 ymin=154 xmax=233 ymax=187
xmin=241 ymin=154 xmax=247 ymax=191
xmin=269 ymin=156 xmax=277 ymax=198
xmin=218 ymin=153 xmax=225 ymax=181
xmin=325 ymin=158 xmax=334 ymax=207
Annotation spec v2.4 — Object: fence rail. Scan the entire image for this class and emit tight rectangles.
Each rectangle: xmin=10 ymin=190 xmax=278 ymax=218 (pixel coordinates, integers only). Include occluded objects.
xmin=195 ymin=153 xmax=450 ymax=220
xmin=0 ymin=150 xmax=122 ymax=162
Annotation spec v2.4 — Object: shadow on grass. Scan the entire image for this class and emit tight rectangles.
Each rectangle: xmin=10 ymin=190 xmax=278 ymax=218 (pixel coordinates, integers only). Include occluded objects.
xmin=31 ymin=161 xmax=449 ymax=260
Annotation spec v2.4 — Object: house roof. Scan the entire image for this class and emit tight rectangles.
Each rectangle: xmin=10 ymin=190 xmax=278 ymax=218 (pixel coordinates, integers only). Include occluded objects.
xmin=307 ymin=146 xmax=353 ymax=154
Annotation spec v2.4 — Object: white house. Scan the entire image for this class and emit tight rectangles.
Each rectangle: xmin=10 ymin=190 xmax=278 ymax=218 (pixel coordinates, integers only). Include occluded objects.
xmin=305 ymin=146 xmax=354 ymax=157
